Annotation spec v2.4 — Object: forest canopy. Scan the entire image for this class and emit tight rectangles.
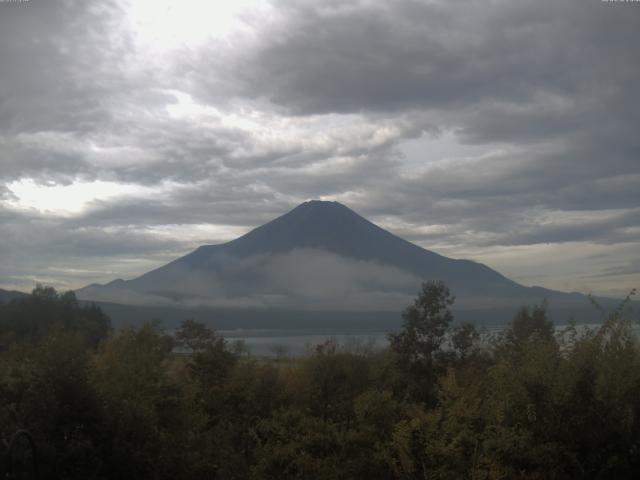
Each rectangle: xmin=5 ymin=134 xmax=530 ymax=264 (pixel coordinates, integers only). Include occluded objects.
xmin=0 ymin=283 xmax=639 ymax=479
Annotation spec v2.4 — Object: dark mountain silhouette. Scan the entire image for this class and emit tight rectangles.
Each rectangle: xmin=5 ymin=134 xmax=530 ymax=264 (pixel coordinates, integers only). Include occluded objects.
xmin=77 ymin=200 xmax=623 ymax=323
xmin=0 ymin=288 xmax=28 ymax=304
xmin=170 ymin=201 xmax=519 ymax=294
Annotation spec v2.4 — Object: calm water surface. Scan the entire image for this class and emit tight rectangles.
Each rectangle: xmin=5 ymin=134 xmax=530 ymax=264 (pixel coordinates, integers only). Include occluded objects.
xmin=219 ymin=322 xmax=638 ymax=357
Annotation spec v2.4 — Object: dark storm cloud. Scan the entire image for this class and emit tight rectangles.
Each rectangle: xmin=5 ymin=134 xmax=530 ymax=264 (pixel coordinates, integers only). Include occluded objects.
xmin=362 ymin=146 xmax=639 ymax=222
xmin=0 ymin=133 xmax=92 ymax=184
xmin=0 ymin=0 xmax=135 ymax=186
xmin=487 ymin=209 xmax=640 ymax=247
xmin=215 ymin=0 xmax=639 ymax=221
xmin=0 ymin=0 xmax=129 ymax=135
xmin=206 ymin=0 xmax=639 ymax=117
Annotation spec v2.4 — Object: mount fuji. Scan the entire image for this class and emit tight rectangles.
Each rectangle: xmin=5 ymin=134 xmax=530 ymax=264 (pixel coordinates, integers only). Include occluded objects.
xmin=76 ymin=201 xmax=616 ymax=326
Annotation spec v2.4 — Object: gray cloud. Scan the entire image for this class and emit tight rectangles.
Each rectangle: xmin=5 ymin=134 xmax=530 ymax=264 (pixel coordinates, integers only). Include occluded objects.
xmin=486 ymin=209 xmax=640 ymax=247
xmin=590 ymin=259 xmax=640 ymax=279
xmin=78 ymin=248 xmax=419 ymax=311
xmin=206 ymin=0 xmax=639 ymax=120
xmin=0 ymin=206 xmax=198 ymax=290
xmin=0 ymin=0 xmax=638 ymax=296
xmin=0 ymin=1 xmax=129 ymax=134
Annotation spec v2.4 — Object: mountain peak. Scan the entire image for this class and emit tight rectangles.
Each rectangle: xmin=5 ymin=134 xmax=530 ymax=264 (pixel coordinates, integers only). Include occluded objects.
xmin=217 ymin=199 xmax=376 ymax=258
xmin=292 ymin=199 xmax=351 ymax=215
xmin=301 ymin=199 xmax=341 ymax=206
xmin=301 ymin=199 xmax=345 ymax=207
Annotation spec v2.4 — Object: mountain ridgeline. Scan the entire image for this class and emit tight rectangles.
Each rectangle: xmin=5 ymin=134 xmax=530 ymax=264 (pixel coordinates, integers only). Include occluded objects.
xmin=77 ymin=201 xmax=625 ymax=327
xmin=0 ymin=288 xmax=29 ymax=304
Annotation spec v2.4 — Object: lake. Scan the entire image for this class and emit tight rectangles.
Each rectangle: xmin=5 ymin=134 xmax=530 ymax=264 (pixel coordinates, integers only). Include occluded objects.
xmin=219 ymin=329 xmax=392 ymax=357
xmin=219 ymin=322 xmax=637 ymax=357
xmin=219 ymin=325 xmax=508 ymax=357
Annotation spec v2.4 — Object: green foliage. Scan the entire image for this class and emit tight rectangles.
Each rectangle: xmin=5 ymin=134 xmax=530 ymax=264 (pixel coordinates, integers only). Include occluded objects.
xmin=90 ymin=323 xmax=182 ymax=478
xmin=251 ymin=408 xmax=342 ymax=479
xmin=451 ymin=321 xmax=480 ymax=361
xmin=0 ymin=285 xmax=110 ymax=348
xmin=175 ymin=318 xmax=216 ymax=353
xmin=390 ymin=281 xmax=455 ymax=361
xmin=388 ymin=280 xmax=455 ymax=403
xmin=289 ymin=339 xmax=371 ymax=423
xmin=1 ymin=284 xmax=640 ymax=479
xmin=506 ymin=302 xmax=554 ymax=347
xmin=6 ymin=332 xmax=102 ymax=479
xmin=187 ymin=336 xmax=238 ymax=392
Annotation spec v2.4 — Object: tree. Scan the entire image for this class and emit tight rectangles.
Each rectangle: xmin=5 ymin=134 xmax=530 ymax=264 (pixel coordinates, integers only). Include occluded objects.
xmin=19 ymin=332 xmax=103 ymax=479
xmin=388 ymin=281 xmax=455 ymax=404
xmin=270 ymin=343 xmax=289 ymax=360
xmin=505 ymin=302 xmax=554 ymax=347
xmin=451 ymin=322 xmax=480 ymax=362
xmin=90 ymin=323 xmax=181 ymax=478
xmin=189 ymin=342 xmax=238 ymax=392
xmin=0 ymin=285 xmax=110 ymax=348
xmin=175 ymin=319 xmax=216 ymax=354
xmin=290 ymin=339 xmax=371 ymax=424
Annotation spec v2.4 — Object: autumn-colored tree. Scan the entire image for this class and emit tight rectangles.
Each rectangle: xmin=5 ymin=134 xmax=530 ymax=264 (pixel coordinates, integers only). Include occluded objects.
xmin=2 ymin=283 xmax=640 ymax=479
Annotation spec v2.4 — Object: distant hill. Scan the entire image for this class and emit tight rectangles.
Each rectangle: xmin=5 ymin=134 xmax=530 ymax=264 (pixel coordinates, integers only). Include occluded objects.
xmin=77 ymin=200 xmax=633 ymax=325
xmin=0 ymin=288 xmax=28 ymax=304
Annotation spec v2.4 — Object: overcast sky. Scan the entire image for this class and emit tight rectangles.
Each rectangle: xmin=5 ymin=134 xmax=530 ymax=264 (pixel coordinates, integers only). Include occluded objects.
xmin=0 ymin=0 xmax=638 ymax=297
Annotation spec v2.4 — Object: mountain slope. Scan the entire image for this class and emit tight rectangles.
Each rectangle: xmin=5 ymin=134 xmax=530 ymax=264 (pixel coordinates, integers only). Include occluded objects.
xmin=0 ymin=288 xmax=29 ymax=304
xmin=77 ymin=201 xmax=607 ymax=314
xmin=183 ymin=200 xmax=519 ymax=293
